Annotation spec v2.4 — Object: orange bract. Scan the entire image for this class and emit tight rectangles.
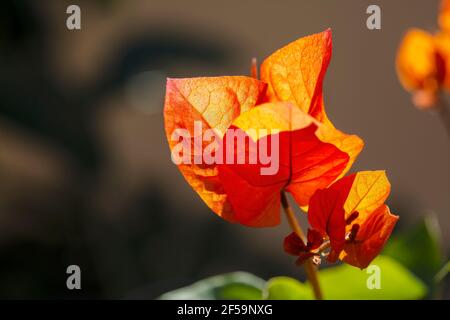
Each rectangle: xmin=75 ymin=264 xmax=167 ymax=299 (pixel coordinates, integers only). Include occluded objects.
xmin=396 ymin=29 xmax=443 ymax=94
xmin=164 ymin=76 xmax=267 ymax=222
xmin=439 ymin=0 xmax=450 ymax=32
xmin=340 ymin=205 xmax=398 ymax=269
xmin=261 ymin=29 xmax=363 ymax=181
xmin=261 ymin=29 xmax=332 ymax=122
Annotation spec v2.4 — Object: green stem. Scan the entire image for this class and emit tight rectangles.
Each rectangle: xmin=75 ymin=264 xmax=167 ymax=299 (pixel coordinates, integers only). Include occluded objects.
xmin=280 ymin=191 xmax=323 ymax=300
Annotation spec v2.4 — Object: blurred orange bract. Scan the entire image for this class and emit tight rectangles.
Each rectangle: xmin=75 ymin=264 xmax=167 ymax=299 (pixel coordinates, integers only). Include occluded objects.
xmin=396 ymin=0 xmax=450 ymax=109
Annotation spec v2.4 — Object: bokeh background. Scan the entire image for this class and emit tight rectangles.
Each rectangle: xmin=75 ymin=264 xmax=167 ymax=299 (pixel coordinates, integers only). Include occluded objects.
xmin=0 ymin=0 xmax=448 ymax=299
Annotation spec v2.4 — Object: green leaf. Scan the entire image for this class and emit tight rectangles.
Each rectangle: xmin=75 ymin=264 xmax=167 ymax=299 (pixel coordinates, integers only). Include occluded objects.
xmin=263 ymin=276 xmax=312 ymax=300
xmin=315 ymin=255 xmax=427 ymax=299
xmin=218 ymin=282 xmax=263 ymax=300
xmin=434 ymin=261 xmax=450 ymax=284
xmin=158 ymin=272 xmax=264 ymax=300
xmin=383 ymin=214 xmax=443 ymax=287
xmin=159 ymin=256 xmax=427 ymax=300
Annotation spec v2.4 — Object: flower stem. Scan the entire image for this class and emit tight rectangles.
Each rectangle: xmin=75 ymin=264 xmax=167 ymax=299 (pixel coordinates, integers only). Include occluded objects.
xmin=435 ymin=97 xmax=450 ymax=138
xmin=280 ymin=191 xmax=323 ymax=300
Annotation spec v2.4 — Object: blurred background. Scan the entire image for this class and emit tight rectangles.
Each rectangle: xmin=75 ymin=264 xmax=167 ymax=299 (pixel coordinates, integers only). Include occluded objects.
xmin=0 ymin=0 xmax=448 ymax=299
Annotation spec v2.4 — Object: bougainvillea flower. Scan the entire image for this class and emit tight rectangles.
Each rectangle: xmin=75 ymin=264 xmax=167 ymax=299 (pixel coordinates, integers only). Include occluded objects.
xmin=284 ymin=171 xmax=398 ymax=269
xmin=397 ymin=1 xmax=450 ymax=109
xmin=396 ymin=29 xmax=445 ymax=108
xmin=164 ymin=29 xmax=363 ymax=227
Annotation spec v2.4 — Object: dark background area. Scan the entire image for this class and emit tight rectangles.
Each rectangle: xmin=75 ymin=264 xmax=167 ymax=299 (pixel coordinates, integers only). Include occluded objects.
xmin=0 ymin=0 xmax=448 ymax=299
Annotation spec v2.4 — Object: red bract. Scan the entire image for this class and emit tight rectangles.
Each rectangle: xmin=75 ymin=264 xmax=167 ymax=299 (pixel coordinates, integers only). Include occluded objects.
xmin=284 ymin=229 xmax=323 ymax=265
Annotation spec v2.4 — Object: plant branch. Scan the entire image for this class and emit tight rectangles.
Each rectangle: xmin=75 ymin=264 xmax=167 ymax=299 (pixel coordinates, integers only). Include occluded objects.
xmin=435 ymin=97 xmax=450 ymax=138
xmin=280 ymin=191 xmax=323 ymax=300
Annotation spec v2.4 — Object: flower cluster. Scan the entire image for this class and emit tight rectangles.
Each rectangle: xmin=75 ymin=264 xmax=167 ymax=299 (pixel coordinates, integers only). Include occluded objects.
xmin=164 ymin=29 xmax=398 ymax=269
xmin=397 ymin=0 xmax=450 ymax=109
